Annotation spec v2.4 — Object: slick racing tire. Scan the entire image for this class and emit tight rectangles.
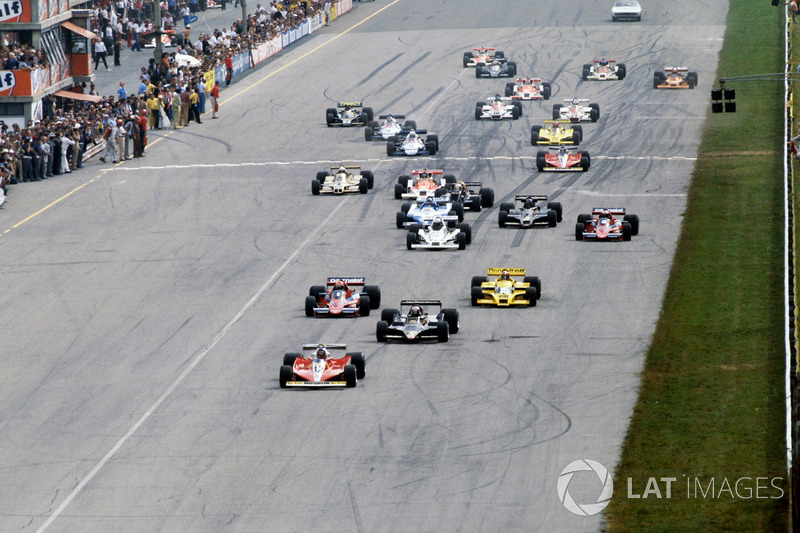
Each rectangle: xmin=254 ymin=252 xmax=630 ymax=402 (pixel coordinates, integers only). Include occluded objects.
xmin=547 ymin=210 xmax=557 ymax=227
xmin=475 ymin=66 xmax=484 ymax=78
xmin=311 ymin=179 xmax=321 ymax=195
xmin=536 ymin=151 xmax=546 ymax=172
xmin=507 ymin=61 xmax=517 ymax=76
xmin=364 ymin=285 xmax=381 ymax=308
xmin=552 ymin=104 xmax=562 ymax=120
xmin=283 ymin=353 xmax=301 ymax=366
xmin=404 ymin=120 xmax=417 ymax=130
xmin=471 ymin=286 xmax=483 ymax=306
xmin=525 ymin=287 xmax=538 ymax=307
xmin=471 ymin=276 xmax=488 ymax=287
xmin=463 ymin=51 xmax=472 ymax=67
xmin=622 ymin=221 xmax=633 ymax=241
xmin=347 ymin=352 xmax=366 ymax=379
xmin=617 ymin=63 xmax=627 ymax=80
xmin=364 ymin=126 xmax=373 ymax=140
xmin=396 ymin=211 xmax=408 ymax=229
xmin=579 ymin=152 xmax=591 ymax=171
xmin=590 ymin=108 xmax=599 ymax=122
xmin=406 ymin=231 xmax=417 ymax=250
xmin=305 ymin=295 xmax=316 ymax=317
xmin=442 ymin=308 xmax=459 ymax=333
xmin=498 ymin=210 xmax=509 ymax=228
xmin=452 ymin=202 xmax=464 ymax=221
xmin=363 ymin=107 xmax=374 ymax=122
xmin=500 ymin=202 xmax=515 ymax=212
xmin=358 ymin=295 xmax=371 ymax=316
xmin=394 ymin=183 xmax=404 ymax=199
xmin=457 ymin=222 xmax=472 ymax=244
xmin=511 ymin=106 xmax=520 ymax=120
xmin=505 ymin=82 xmax=515 ymax=97
xmin=531 ymin=126 xmax=541 ymax=145
xmin=456 ymin=232 xmax=467 ymax=250
xmin=577 ymin=214 xmax=592 ymax=224
xmin=437 ymin=321 xmax=449 ymax=342
xmin=344 ymin=364 xmax=357 ymax=387
xmin=575 ymin=222 xmax=586 ymax=241
xmin=475 ymin=103 xmax=484 ymax=120
xmin=309 ymin=285 xmax=325 ymax=297
xmin=547 ymin=201 xmax=563 ymax=222
xmin=279 ymin=365 xmax=293 ymax=388
xmin=386 ymin=141 xmax=396 ymax=156
xmin=624 ymin=214 xmax=640 ymax=235
xmin=479 ymin=187 xmax=494 ymax=207
xmin=401 ymin=202 xmax=412 ymax=214
xmin=359 ymin=178 xmax=369 ymax=194
xmin=381 ymin=308 xmax=398 ymax=324
xmin=541 ymin=82 xmax=551 ymax=100
xmin=316 ymin=171 xmax=330 ymax=181
xmin=362 ymin=170 xmax=374 ymax=189
xmin=524 ymin=276 xmax=542 ymax=298
xmin=376 ymin=320 xmax=389 ymax=342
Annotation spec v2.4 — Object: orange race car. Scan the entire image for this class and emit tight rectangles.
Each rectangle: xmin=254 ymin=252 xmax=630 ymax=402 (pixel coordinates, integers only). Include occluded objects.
xmin=653 ymin=67 xmax=698 ymax=89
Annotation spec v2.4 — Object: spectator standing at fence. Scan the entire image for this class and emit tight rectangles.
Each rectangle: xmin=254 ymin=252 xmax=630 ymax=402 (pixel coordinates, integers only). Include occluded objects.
xmin=93 ymin=39 xmax=109 ymax=70
xmin=189 ymin=88 xmax=202 ymax=123
xmin=210 ymin=80 xmax=219 ymax=119
xmin=147 ymin=92 xmax=162 ymax=129
xmin=180 ymin=86 xmax=191 ymax=126
xmin=324 ymin=1 xmax=330 ymax=25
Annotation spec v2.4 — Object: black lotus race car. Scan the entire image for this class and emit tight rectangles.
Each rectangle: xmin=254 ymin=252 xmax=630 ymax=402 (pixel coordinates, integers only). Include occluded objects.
xmin=326 ymin=101 xmax=374 ymax=127
xmin=376 ymin=300 xmax=459 ymax=342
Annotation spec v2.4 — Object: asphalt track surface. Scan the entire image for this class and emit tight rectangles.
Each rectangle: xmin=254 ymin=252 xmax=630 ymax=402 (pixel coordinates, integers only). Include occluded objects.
xmin=0 ymin=1 xmax=727 ymax=531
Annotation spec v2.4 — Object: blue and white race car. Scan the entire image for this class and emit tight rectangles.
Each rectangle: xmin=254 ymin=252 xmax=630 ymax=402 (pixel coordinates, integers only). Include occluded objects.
xmin=365 ymin=115 xmax=418 ymax=141
xmin=396 ymin=196 xmax=464 ymax=228
xmin=386 ymin=130 xmax=439 ymax=157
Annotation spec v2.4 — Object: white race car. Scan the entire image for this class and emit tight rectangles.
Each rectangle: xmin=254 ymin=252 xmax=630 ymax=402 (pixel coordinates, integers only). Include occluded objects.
xmin=612 ymin=0 xmax=642 ymax=21
xmin=552 ymin=98 xmax=600 ymax=123
xmin=504 ymin=77 xmax=552 ymax=100
xmin=406 ymin=216 xmax=472 ymax=251
xmin=387 ymin=130 xmax=439 ymax=157
xmin=365 ymin=115 xmax=417 ymax=141
xmin=582 ymin=59 xmax=626 ymax=81
xmin=312 ymin=165 xmax=375 ymax=195
xmin=396 ymin=196 xmax=464 ymax=228
xmin=475 ymin=94 xmax=522 ymax=120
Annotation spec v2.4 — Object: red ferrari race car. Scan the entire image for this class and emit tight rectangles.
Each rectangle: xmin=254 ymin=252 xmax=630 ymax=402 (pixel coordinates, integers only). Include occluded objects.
xmin=536 ymin=146 xmax=590 ymax=172
xmin=305 ymin=277 xmax=381 ymax=317
xmin=504 ymin=78 xmax=552 ymax=100
xmin=575 ymin=208 xmax=640 ymax=241
xmin=463 ymin=47 xmax=505 ymax=67
xmin=279 ymin=344 xmax=366 ymax=388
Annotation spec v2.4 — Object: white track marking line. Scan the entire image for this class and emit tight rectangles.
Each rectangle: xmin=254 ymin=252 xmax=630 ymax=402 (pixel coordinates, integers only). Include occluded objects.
xmin=35 ymin=197 xmax=350 ymax=532
xmin=562 ymin=189 xmax=687 ymax=197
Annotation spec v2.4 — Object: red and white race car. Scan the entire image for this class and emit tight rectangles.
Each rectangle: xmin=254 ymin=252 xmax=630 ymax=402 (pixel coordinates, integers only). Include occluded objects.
xmin=463 ymin=47 xmax=505 ymax=67
xmin=395 ymin=169 xmax=454 ymax=200
xmin=305 ymin=277 xmax=381 ymax=317
xmin=552 ymin=98 xmax=600 ymax=123
xmin=582 ymin=59 xmax=626 ymax=81
xmin=575 ymin=208 xmax=640 ymax=241
xmin=504 ymin=78 xmax=552 ymax=100
xmin=475 ymin=94 xmax=522 ymax=120
xmin=536 ymin=147 xmax=590 ymax=172
xmin=279 ymin=344 xmax=365 ymax=388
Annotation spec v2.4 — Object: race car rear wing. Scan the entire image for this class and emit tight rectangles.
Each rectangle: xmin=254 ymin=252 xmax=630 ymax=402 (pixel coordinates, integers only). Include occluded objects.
xmin=591 ymin=207 xmax=626 ymax=215
xmin=473 ymin=47 xmax=495 ymax=51
xmin=516 ymin=78 xmax=542 ymax=83
xmin=326 ymin=277 xmax=365 ymax=286
xmin=399 ymin=129 xmax=428 ymax=136
xmin=412 ymin=169 xmax=443 ymax=175
xmin=337 ymin=101 xmax=362 ymax=108
xmin=515 ymin=194 xmax=549 ymax=202
xmin=329 ymin=165 xmax=362 ymax=172
xmin=563 ymin=98 xmax=589 ymax=103
xmin=663 ymin=67 xmax=688 ymax=72
xmin=487 ymin=267 xmax=526 ymax=276
xmin=379 ymin=114 xmax=405 ymax=119
xmin=400 ymin=299 xmax=443 ymax=309
xmin=592 ymin=59 xmax=616 ymax=63
xmin=302 ymin=343 xmax=347 ymax=350
xmin=457 ymin=181 xmax=483 ymax=188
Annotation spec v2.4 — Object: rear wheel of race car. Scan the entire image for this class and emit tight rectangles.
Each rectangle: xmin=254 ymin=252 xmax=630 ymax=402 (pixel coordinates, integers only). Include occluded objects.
xmin=396 ymin=211 xmax=409 ymax=229
xmin=359 ymin=178 xmax=368 ymax=194
xmin=283 ymin=353 xmax=301 ymax=367
xmin=500 ymin=202 xmax=515 ymax=212
xmin=582 ymin=64 xmax=591 ymax=80
xmin=305 ymin=295 xmax=316 ymax=317
xmin=381 ymin=308 xmax=398 ymax=324
xmin=434 ymin=188 xmax=448 ymax=198
xmin=577 ymin=214 xmax=592 ymax=224
xmin=470 ymin=196 xmax=482 ymax=212
xmin=525 ymin=287 xmax=538 ymax=307
xmin=437 ymin=321 xmax=449 ymax=342
xmin=475 ymin=66 xmax=484 ymax=78
xmin=452 ymin=202 xmax=464 ymax=221
xmin=536 ymin=152 xmax=546 ymax=172
xmin=428 ymin=134 xmax=439 ymax=150
xmin=427 ymin=141 xmax=437 ymax=156
xmin=653 ymin=72 xmax=665 ymax=89
xmin=590 ymin=103 xmax=600 ymax=116
xmin=386 ymin=141 xmax=395 ymax=156
xmin=404 ymin=120 xmax=417 ymax=130
xmin=406 ymin=231 xmax=417 ymax=250
xmin=513 ymin=101 xmax=523 ymax=117
xmin=617 ymin=63 xmax=627 ymax=80
xmin=542 ymin=82 xmax=552 ymax=100
xmin=376 ymin=321 xmax=389 ymax=342
xmin=547 ymin=202 xmax=563 ymax=222
xmin=494 ymin=51 xmax=504 ymax=59
xmin=687 ymin=75 xmax=696 ymax=89
xmin=363 ymin=107 xmax=374 ymax=122
xmin=359 ymin=295 xmax=371 ymax=316
xmin=498 ymin=210 xmax=509 ymax=228
xmin=475 ymin=104 xmax=484 ymax=120
xmin=511 ymin=106 xmax=520 ymax=120
xmin=394 ymin=183 xmax=404 ymax=199
xmin=524 ymin=276 xmax=542 ymax=298
xmin=457 ymin=222 xmax=472 ymax=244
xmin=362 ymin=170 xmax=374 ymax=189
xmin=456 ymin=232 xmax=467 ymax=250
xmin=347 ymin=352 xmax=366 ymax=379
xmin=622 ymin=221 xmax=632 ymax=241
xmin=505 ymin=82 xmax=515 ymax=97
xmin=471 ymin=276 xmax=488 ymax=287
xmin=590 ymin=108 xmax=599 ymax=122
xmin=311 ymin=179 xmax=321 ymax=195
xmin=571 ymin=130 xmax=582 ymax=145
xmin=573 ymin=124 xmax=583 ymax=138
xmin=279 ymin=365 xmax=293 ymax=388
xmin=364 ymin=285 xmax=381 ymax=308
xmin=463 ymin=51 xmax=472 ymax=67
xmin=507 ymin=61 xmax=517 ymax=76
xmin=309 ymin=285 xmax=325 ymax=297
xmin=624 ymin=214 xmax=640 ymax=235
xmin=398 ymin=174 xmax=410 ymax=186
xmin=480 ymin=188 xmax=494 ymax=207
xmin=580 ymin=153 xmax=590 ymax=171
xmin=442 ymin=308 xmax=459 ymax=333
xmin=401 ymin=202 xmax=412 ymax=214
xmin=552 ymin=104 xmax=562 ymax=120
xmin=444 ymin=174 xmax=456 ymax=184
xmin=531 ymin=127 xmax=541 ymax=145
xmin=358 ymin=113 xmax=368 ymax=125
xmin=367 ymin=120 xmax=379 ymax=129
xmin=316 ymin=171 xmax=330 ymax=181
xmin=471 ymin=286 xmax=482 ymax=306
xmin=547 ymin=210 xmax=557 ymax=227
xmin=688 ymin=72 xmax=698 ymax=88
xmin=364 ymin=126 xmax=373 ymax=140
xmin=344 ymin=365 xmax=357 ymax=388
xmin=575 ymin=222 xmax=585 ymax=241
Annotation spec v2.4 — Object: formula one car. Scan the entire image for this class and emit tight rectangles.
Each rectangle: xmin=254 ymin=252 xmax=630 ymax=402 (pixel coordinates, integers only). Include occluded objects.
xmin=406 ymin=216 xmax=472 ymax=251
xmin=475 ymin=94 xmax=522 ymax=120
xmin=536 ymin=147 xmax=591 ymax=172
xmin=397 ymin=195 xmax=464 ymax=228
xmin=552 ymin=98 xmax=600 ymax=123
xmin=471 ymin=268 xmax=541 ymax=307
xmin=376 ymin=300 xmax=459 ymax=343
xmin=395 ymin=169 xmax=454 ymax=200
xmin=531 ymin=121 xmax=582 ymax=146
xmin=437 ymin=181 xmax=495 ymax=212
xmin=386 ymin=130 xmax=439 ymax=156
xmin=612 ymin=0 xmax=642 ymax=21
xmin=475 ymin=59 xmax=518 ymax=78
xmin=653 ymin=67 xmax=698 ymax=89
xmin=463 ymin=47 xmax=505 ymax=67
xmin=325 ymin=102 xmax=374 ymax=127
xmin=582 ymin=59 xmax=626 ymax=81
xmin=498 ymin=195 xmax=563 ymax=228
xmin=504 ymin=78 xmax=552 ymax=100
xmin=575 ymin=208 xmax=640 ymax=241
xmin=279 ymin=343 xmax=366 ymax=388
xmin=305 ymin=277 xmax=381 ymax=317
xmin=365 ymin=114 xmax=418 ymax=141
xmin=312 ymin=165 xmax=375 ymax=195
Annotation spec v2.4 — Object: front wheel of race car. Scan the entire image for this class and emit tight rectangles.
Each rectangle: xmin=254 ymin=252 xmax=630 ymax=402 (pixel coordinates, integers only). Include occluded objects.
xmin=582 ymin=65 xmax=590 ymax=80
xmin=617 ymin=63 xmax=627 ymax=80
xmin=498 ymin=210 xmax=509 ymax=228
xmin=364 ymin=126 xmax=373 ymax=141
xmin=547 ymin=202 xmax=563 ymax=222
xmin=452 ymin=201 xmax=464 ymax=221
xmin=552 ymin=104 xmax=562 ymax=120
xmin=547 ymin=210 xmax=557 ymax=227
xmin=456 ymin=232 xmax=467 ymax=250
xmin=359 ymin=178 xmax=369 ymax=194
xmin=525 ymin=287 xmax=538 ymax=307
xmin=624 ymin=214 xmax=640 ymax=235
xmin=394 ymin=183 xmax=404 ymax=199
xmin=396 ymin=211 xmax=409 ymax=229
xmin=283 ymin=353 xmax=301 ymax=367
xmin=344 ymin=365 xmax=357 ymax=388
xmin=511 ymin=106 xmax=520 ymax=120
xmin=279 ymin=365 xmax=293 ymax=388
xmin=575 ymin=222 xmax=586 ymax=241
xmin=457 ymin=222 xmax=472 ymax=244
xmin=305 ymin=295 xmax=316 ymax=317
xmin=358 ymin=295 xmax=371 ymax=316
xmin=347 ymin=352 xmax=366 ymax=379
xmin=386 ymin=141 xmax=396 ymax=156
xmin=480 ymin=187 xmax=494 ymax=207
xmin=507 ymin=61 xmax=517 ymax=76
xmin=376 ymin=320 xmax=389 ymax=342
xmin=311 ymin=179 xmax=321 ymax=195
xmin=622 ymin=222 xmax=633 ymax=241
xmin=542 ymin=82 xmax=552 ymax=100
xmin=475 ymin=103 xmax=484 ymax=120
xmin=428 ymin=134 xmax=439 ymax=149
xmin=536 ymin=152 xmax=546 ymax=172
xmin=471 ymin=286 xmax=483 ymax=306
xmin=571 ymin=130 xmax=582 ymax=145
xmin=531 ymin=127 xmax=541 ymax=145
xmin=437 ymin=321 xmax=450 ymax=342
xmin=406 ymin=231 xmax=417 ymax=250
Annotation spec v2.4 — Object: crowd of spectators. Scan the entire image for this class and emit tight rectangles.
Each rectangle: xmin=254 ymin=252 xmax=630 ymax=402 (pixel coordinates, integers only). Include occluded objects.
xmin=0 ymin=44 xmax=48 ymax=71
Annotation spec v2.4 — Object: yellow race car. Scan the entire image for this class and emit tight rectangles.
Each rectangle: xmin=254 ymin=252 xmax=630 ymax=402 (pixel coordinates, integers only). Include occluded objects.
xmin=530 ymin=120 xmax=582 ymax=146
xmin=471 ymin=268 xmax=541 ymax=307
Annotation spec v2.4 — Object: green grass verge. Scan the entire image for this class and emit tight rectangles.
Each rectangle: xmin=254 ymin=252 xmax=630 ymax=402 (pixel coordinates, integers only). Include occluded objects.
xmin=606 ymin=1 xmax=788 ymax=531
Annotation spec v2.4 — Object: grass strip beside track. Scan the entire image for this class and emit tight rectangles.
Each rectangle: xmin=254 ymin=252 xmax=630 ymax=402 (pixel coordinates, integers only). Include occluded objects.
xmin=606 ymin=2 xmax=788 ymax=531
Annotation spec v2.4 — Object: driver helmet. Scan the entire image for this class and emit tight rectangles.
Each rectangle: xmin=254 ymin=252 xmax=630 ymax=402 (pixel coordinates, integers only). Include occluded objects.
xmin=672 ymin=67 xmax=679 ymax=74
xmin=315 ymin=345 xmax=328 ymax=359
xmin=407 ymin=131 xmax=417 ymax=141
xmin=431 ymin=217 xmax=444 ymax=231
xmin=337 ymin=165 xmax=346 ymax=173
xmin=419 ymin=171 xmax=429 ymax=180
xmin=558 ymin=146 xmax=568 ymax=155
xmin=552 ymin=121 xmax=559 ymax=129
xmin=385 ymin=115 xmax=395 ymax=124
xmin=408 ymin=305 xmax=423 ymax=317
xmin=524 ymin=197 xmax=535 ymax=209
xmin=572 ymin=98 xmax=579 ymax=105
xmin=599 ymin=58 xmax=608 ymax=66
xmin=333 ymin=281 xmax=346 ymax=292
xmin=500 ymin=269 xmax=511 ymax=281
xmin=600 ymin=209 xmax=611 ymax=220
xmin=494 ymin=93 xmax=502 ymax=100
